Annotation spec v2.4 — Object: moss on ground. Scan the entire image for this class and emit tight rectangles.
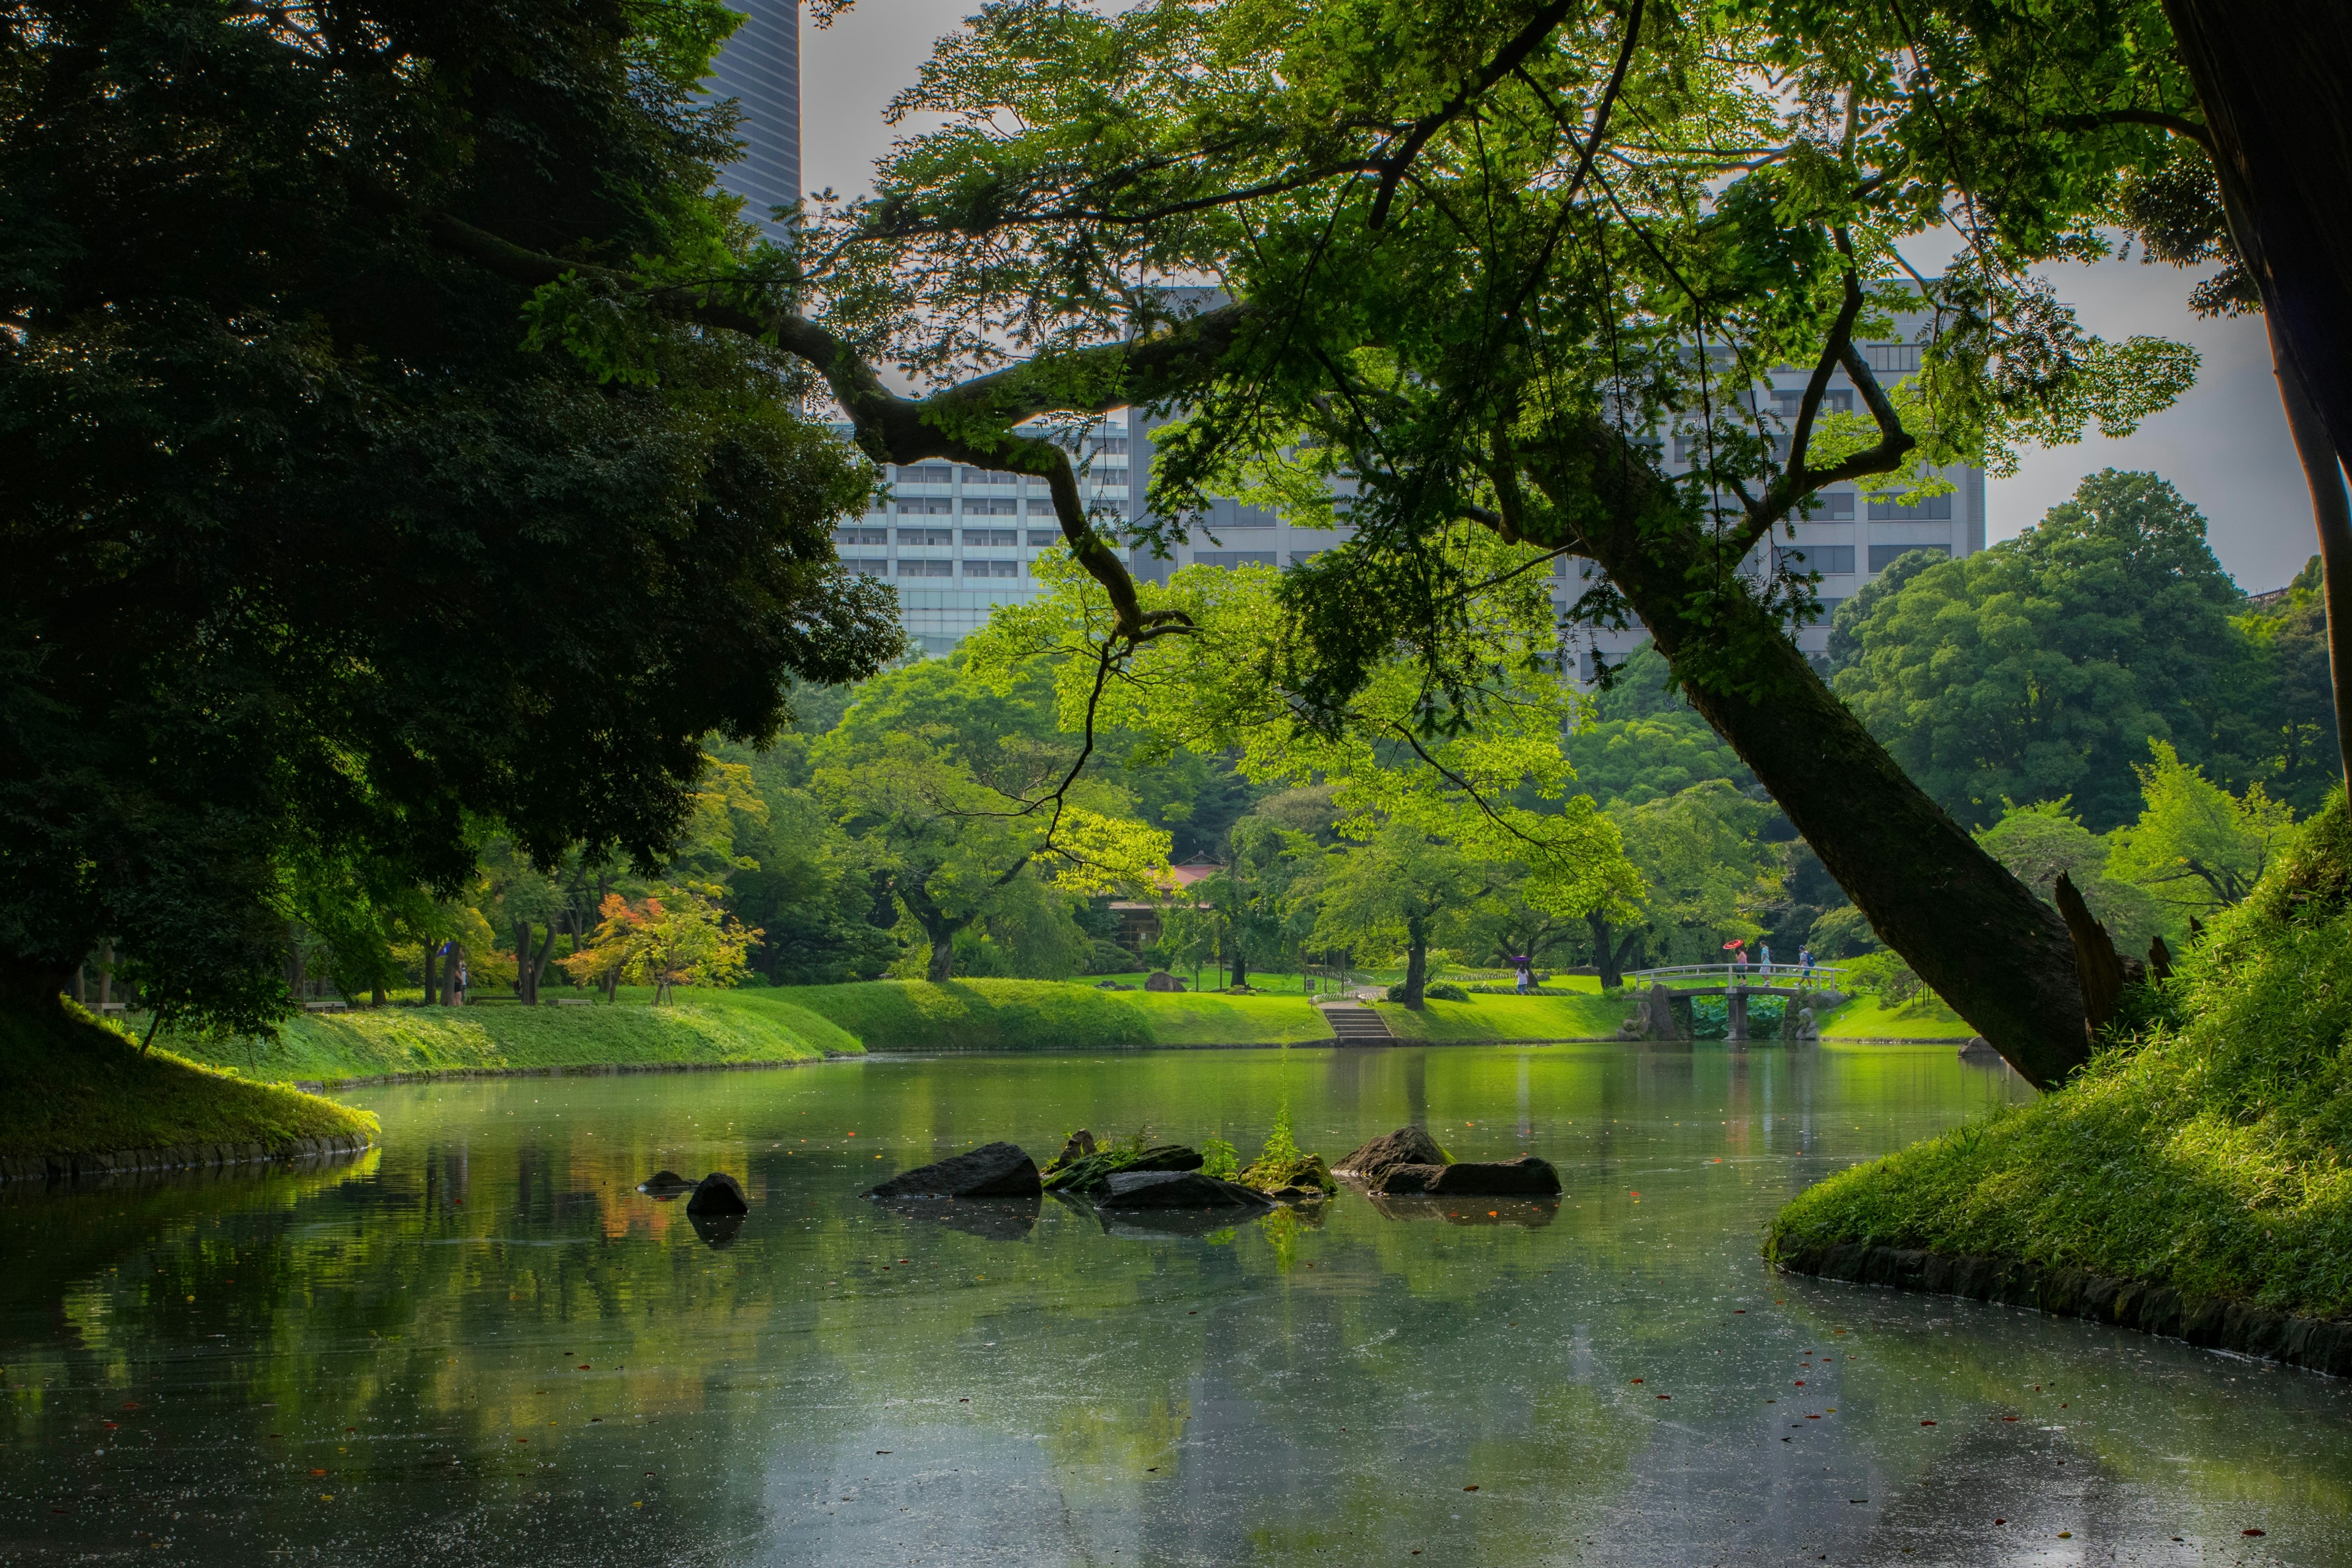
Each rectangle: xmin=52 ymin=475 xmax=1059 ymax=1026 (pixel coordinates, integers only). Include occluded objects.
xmin=1372 ymin=992 xmax=1636 ymax=1041
xmin=160 ymin=987 xmax=859 ymax=1084
xmin=1769 ymin=796 xmax=2352 ymax=1321
xmin=0 ymin=1005 xmax=376 ymax=1158
xmin=783 ymin=979 xmax=1333 ymax=1050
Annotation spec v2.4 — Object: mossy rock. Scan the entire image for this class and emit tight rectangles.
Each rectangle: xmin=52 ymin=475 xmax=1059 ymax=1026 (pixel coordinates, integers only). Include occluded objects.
xmin=1040 ymin=1143 xmax=1202 ymax=1195
xmin=1236 ymin=1152 xmax=1336 ymax=1199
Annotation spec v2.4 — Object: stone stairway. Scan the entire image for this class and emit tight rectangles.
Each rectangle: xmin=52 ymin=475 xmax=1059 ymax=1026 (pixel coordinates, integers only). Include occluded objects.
xmin=1320 ymin=1003 xmax=1394 ymax=1044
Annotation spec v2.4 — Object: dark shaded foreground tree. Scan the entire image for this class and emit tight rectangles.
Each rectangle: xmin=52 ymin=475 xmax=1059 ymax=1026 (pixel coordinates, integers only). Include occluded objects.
xmin=0 ymin=0 xmax=902 ymax=1033
xmin=448 ymin=0 xmax=2271 ymax=1086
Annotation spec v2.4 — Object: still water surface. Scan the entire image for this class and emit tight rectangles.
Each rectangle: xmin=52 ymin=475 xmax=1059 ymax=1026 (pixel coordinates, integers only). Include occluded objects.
xmin=4 ymin=1044 xmax=2348 ymax=1565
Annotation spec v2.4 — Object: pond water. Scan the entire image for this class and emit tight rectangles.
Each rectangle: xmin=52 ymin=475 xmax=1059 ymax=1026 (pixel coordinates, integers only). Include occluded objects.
xmin=4 ymin=1044 xmax=2348 ymax=1566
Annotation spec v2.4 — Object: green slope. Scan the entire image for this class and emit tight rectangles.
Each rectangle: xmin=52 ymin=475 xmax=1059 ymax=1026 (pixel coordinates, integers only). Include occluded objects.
xmin=782 ymin=979 xmax=1334 ymax=1050
xmin=1 ymin=1005 xmax=376 ymax=1159
xmin=1373 ymin=992 xmax=1636 ymax=1041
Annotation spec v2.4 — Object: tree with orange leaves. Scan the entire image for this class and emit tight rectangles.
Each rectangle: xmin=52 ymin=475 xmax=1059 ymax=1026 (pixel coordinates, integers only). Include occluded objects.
xmin=557 ymin=883 xmax=758 ymax=1005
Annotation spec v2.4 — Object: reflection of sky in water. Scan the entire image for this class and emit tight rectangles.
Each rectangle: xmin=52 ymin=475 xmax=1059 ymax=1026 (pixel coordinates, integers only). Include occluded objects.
xmin=2 ymin=1045 xmax=2345 ymax=1565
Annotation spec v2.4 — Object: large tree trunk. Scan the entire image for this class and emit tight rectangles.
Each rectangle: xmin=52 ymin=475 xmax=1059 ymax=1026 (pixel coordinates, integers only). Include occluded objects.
xmin=530 ymin=922 xmax=559 ymax=1004
xmin=2268 ymin=315 xmax=2352 ymax=786
xmin=1586 ymin=911 xmax=1634 ymax=989
xmin=2166 ymin=1 xmax=2352 ymax=461
xmin=1534 ymin=421 xmax=2091 ymax=1089
xmin=897 ymin=882 xmax=964 ymax=982
xmin=1400 ymin=918 xmax=1429 ymax=1009
xmin=1230 ymin=942 xmax=1248 ymax=989
xmin=421 ymin=942 xmax=439 ymax=1007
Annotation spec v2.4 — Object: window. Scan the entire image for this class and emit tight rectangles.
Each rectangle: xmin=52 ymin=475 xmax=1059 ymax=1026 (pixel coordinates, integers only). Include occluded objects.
xmin=1780 ymin=544 xmax=1855 ymax=574
xmin=962 ymin=528 xmax=1019 ymax=547
xmin=1204 ymin=497 xmax=1273 ymax=529
xmin=1192 ymin=551 xmax=1278 ymax=569
xmin=832 ymin=526 xmax=888 ymax=546
xmin=964 ymin=559 xmax=1020 ymax=578
xmin=1771 ymin=389 xmax=1854 ymax=417
xmin=1093 ymin=437 xmax=1129 ymax=454
xmin=896 ymin=463 xmax=955 ymax=483
xmin=897 ymin=526 xmax=954 ymax=545
xmin=1861 ymin=342 xmax=1923 ymax=373
xmin=896 ymin=558 xmax=954 ymax=577
xmin=1027 ymin=529 xmax=1064 ymax=547
xmin=1868 ymin=543 xmax=1951 ymax=571
xmin=960 ymin=466 xmax=1018 ymax=484
xmin=1802 ymin=491 xmax=1856 ymax=520
xmin=1817 ymin=597 xmax=1845 ymax=619
xmin=962 ymin=497 xmax=1019 ymax=516
xmin=1868 ymin=492 xmax=1953 ymax=521
xmin=1027 ymin=499 xmax=1058 ymax=516
xmin=839 ymin=558 xmax=888 ymax=577
xmin=897 ymin=497 xmax=954 ymax=515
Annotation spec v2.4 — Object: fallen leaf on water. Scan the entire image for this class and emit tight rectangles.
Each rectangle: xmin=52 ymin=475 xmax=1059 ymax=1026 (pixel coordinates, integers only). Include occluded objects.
xmin=120 ymin=1403 xmax=141 ymax=1411
xmin=309 ymin=1469 xmax=326 ymax=1477
xmin=1920 ymin=1420 xmax=1937 ymax=1427
xmin=2057 ymin=1532 xmax=2072 ymax=1540
xmin=2245 ymin=1529 xmax=2267 ymax=1537
xmin=1463 ymin=1485 xmax=1479 ymax=1492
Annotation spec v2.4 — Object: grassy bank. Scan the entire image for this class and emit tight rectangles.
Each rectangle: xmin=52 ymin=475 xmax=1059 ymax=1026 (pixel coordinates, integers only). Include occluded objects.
xmin=165 ymin=987 xmax=859 ymax=1085
xmin=1816 ymin=993 xmax=1976 ymax=1040
xmin=1769 ymin=799 xmax=2352 ymax=1322
xmin=1373 ymin=992 xmax=1635 ymax=1041
xmin=783 ymin=978 xmax=1334 ymax=1050
xmin=1 ymin=1005 xmax=376 ymax=1159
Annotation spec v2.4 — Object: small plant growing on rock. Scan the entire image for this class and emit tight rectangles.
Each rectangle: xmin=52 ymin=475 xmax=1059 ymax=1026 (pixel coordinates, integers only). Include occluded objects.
xmin=1200 ymin=1137 xmax=1239 ymax=1180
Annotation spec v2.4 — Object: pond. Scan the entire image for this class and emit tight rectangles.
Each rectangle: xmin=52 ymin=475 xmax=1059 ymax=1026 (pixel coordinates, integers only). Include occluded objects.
xmin=4 ymin=1044 xmax=2348 ymax=1565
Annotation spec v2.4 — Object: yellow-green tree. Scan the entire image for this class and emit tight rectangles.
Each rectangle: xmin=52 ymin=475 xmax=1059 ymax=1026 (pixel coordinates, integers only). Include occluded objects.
xmin=2108 ymin=742 xmax=2301 ymax=919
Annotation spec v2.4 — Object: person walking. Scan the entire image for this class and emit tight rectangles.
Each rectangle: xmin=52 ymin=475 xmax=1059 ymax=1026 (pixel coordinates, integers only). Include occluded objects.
xmin=1799 ymin=945 xmax=1815 ymax=986
xmin=1758 ymin=942 xmax=1773 ymax=978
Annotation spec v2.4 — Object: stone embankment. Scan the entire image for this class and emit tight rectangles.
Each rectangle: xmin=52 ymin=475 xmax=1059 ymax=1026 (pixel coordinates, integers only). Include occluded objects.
xmin=0 ymin=1131 xmax=375 ymax=1185
xmin=1775 ymin=1239 xmax=2352 ymax=1379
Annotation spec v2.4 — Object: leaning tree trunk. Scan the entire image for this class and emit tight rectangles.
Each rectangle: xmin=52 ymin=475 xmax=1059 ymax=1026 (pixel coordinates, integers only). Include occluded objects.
xmin=1533 ymin=421 xmax=2090 ymax=1089
xmin=2268 ymin=315 xmax=2352 ymax=786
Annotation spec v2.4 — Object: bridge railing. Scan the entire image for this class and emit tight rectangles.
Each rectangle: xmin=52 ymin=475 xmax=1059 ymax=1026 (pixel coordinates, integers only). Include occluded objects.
xmin=1621 ymin=962 xmax=1847 ymax=989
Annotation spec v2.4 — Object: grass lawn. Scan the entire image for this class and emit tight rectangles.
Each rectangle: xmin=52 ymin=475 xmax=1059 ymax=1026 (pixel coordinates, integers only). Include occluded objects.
xmin=1769 ymin=799 xmax=2352 ymax=1321
xmin=1816 ymin=993 xmax=1977 ymax=1040
xmin=160 ymin=987 xmax=859 ymax=1085
xmin=1373 ymin=991 xmax=1636 ymax=1041
xmin=1 ymin=1005 xmax=376 ymax=1159
xmin=781 ymin=978 xmax=1333 ymax=1050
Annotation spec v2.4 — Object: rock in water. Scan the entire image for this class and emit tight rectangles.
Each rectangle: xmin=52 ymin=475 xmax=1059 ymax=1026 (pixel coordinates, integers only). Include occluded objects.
xmin=637 ymin=1170 xmax=693 ymax=1197
xmin=868 ymin=1142 xmax=1042 ymax=1199
xmin=1096 ymin=1170 xmax=1274 ymax=1209
xmin=1373 ymin=1155 xmax=1561 ymax=1196
xmin=1043 ymin=1129 xmax=1098 ymax=1174
xmin=685 ymin=1172 xmax=748 ymax=1215
xmin=1332 ymin=1126 xmax=1449 ymax=1182
xmin=1040 ymin=1144 xmax=1203 ymax=1194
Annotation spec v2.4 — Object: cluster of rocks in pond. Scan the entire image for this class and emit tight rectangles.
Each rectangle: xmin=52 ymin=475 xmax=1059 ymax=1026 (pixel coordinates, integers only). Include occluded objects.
xmin=1335 ymin=1128 xmax=1563 ymax=1197
xmin=634 ymin=1169 xmax=750 ymax=1249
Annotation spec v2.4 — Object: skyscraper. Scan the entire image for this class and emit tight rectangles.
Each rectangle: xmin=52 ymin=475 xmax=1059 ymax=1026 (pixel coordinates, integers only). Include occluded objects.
xmin=704 ymin=0 xmax=800 ymax=238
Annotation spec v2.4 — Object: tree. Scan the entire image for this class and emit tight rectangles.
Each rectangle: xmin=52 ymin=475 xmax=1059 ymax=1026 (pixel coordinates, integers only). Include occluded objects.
xmin=559 ymin=885 xmax=758 ymax=1005
xmin=1564 ymin=646 xmax=1754 ymax=807
xmin=2107 ymin=743 xmax=2301 ymax=919
xmin=448 ymin=0 xmax=2282 ymax=1085
xmin=1833 ymin=472 xmax=2314 ymax=829
xmin=1610 ymin=782 xmax=1781 ymax=967
xmin=1975 ymin=801 xmax=2169 ymax=957
xmin=1303 ymin=826 xmax=1489 ymax=1009
xmin=0 ymin=0 xmax=899 ymax=1034
xmin=811 ymin=659 xmax=1169 ymax=980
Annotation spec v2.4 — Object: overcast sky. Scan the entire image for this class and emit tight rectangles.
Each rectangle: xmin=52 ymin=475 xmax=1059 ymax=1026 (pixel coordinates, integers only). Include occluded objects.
xmin=801 ymin=4 xmax=2315 ymax=592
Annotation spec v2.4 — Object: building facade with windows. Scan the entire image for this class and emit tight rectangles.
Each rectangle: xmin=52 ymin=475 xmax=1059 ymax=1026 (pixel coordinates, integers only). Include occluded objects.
xmin=829 ymin=421 xmax=1136 ymax=655
xmin=703 ymin=0 xmax=800 ymax=239
xmin=1557 ymin=322 xmax=1987 ymax=675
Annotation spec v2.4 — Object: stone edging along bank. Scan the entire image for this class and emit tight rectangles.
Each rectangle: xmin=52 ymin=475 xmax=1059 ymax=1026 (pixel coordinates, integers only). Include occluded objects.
xmin=0 ymin=1131 xmax=376 ymax=1186
xmin=1774 ymin=1240 xmax=2352 ymax=1379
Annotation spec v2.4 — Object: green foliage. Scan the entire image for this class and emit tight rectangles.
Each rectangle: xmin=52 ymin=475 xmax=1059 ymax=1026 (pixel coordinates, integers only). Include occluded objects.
xmin=1258 ymin=1104 xmax=1302 ymax=1169
xmin=1 ymin=0 xmax=898 ymax=1031
xmin=780 ymin=978 xmax=1333 ymax=1051
xmin=0 ymin=1005 xmax=376 ymax=1158
xmin=1770 ymin=793 xmax=2352 ymax=1320
xmin=2106 ymin=742 xmax=2300 ymax=919
xmin=1610 ymin=782 xmax=1781 ymax=964
xmin=1372 ymin=992 xmax=1636 ymax=1042
xmin=1199 ymin=1137 xmax=1240 ymax=1180
xmin=1804 ymin=906 xmax=1882 ymax=959
xmin=1833 ymin=472 xmax=2331 ymax=830
xmin=1975 ymin=798 xmax=2168 ymax=953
